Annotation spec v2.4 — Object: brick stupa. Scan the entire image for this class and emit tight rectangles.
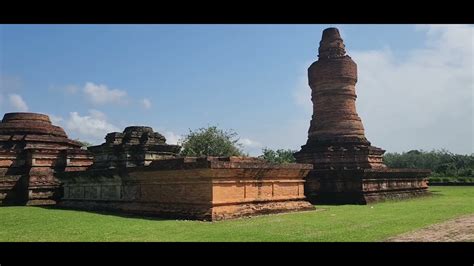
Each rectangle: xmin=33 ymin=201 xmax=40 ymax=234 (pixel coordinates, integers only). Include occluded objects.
xmin=294 ymin=28 xmax=430 ymax=204
xmin=0 ymin=113 xmax=93 ymax=205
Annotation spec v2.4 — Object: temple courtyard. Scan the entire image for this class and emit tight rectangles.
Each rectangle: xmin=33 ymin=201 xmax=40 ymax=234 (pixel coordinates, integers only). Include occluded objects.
xmin=1 ymin=186 xmax=473 ymax=242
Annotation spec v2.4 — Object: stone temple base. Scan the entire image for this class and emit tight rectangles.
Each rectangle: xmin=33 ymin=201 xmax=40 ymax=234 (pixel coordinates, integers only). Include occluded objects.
xmin=57 ymin=157 xmax=315 ymax=221
xmin=305 ymin=168 xmax=431 ymax=204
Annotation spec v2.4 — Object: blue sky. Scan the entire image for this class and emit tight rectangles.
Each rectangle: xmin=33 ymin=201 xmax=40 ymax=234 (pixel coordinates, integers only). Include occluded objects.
xmin=0 ymin=24 xmax=472 ymax=155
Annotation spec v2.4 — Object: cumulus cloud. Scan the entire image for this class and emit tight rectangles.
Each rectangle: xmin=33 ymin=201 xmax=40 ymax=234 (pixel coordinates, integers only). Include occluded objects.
xmin=142 ymin=98 xmax=152 ymax=109
xmin=354 ymin=25 xmax=473 ymax=154
xmin=8 ymin=94 xmax=28 ymax=112
xmin=239 ymin=137 xmax=262 ymax=148
xmin=83 ymin=82 xmax=128 ymax=105
xmin=0 ymin=75 xmax=25 ymax=112
xmin=163 ymin=131 xmax=182 ymax=145
xmin=238 ymin=137 xmax=263 ymax=156
xmin=48 ymin=114 xmax=64 ymax=125
xmin=65 ymin=109 xmax=120 ymax=144
xmin=293 ymin=24 xmax=473 ymax=154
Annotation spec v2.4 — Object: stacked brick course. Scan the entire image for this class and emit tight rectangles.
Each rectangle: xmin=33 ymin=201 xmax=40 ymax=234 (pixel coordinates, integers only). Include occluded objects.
xmin=294 ymin=28 xmax=430 ymax=204
xmin=0 ymin=113 xmax=93 ymax=205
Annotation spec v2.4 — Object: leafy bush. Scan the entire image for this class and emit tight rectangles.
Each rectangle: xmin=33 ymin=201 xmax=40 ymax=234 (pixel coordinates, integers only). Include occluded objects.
xmin=179 ymin=126 xmax=245 ymax=157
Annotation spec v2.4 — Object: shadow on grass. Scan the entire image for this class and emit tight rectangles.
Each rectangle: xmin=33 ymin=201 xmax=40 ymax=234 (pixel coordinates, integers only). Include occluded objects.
xmin=313 ymin=190 xmax=444 ymax=206
xmin=33 ymin=190 xmax=446 ymax=222
xmin=36 ymin=205 xmax=323 ymax=223
xmin=37 ymin=206 xmax=176 ymax=222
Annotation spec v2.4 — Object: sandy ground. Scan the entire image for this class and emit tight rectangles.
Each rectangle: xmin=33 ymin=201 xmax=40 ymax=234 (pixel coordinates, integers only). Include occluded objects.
xmin=386 ymin=214 xmax=474 ymax=242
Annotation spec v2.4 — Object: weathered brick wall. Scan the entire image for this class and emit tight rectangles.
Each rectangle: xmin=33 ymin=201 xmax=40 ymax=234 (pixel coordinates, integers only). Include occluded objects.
xmin=305 ymin=168 xmax=430 ymax=204
xmin=58 ymin=157 xmax=314 ymax=221
xmin=87 ymin=126 xmax=180 ymax=169
xmin=0 ymin=113 xmax=94 ymax=206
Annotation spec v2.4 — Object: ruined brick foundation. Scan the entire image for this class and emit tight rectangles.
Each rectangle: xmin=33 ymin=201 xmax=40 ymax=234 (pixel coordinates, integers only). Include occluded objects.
xmin=305 ymin=169 xmax=430 ymax=204
xmin=57 ymin=157 xmax=314 ymax=221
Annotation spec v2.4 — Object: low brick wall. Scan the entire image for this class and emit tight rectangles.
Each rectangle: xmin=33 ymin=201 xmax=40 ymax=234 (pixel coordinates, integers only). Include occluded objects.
xmin=305 ymin=168 xmax=431 ymax=204
xmin=57 ymin=157 xmax=314 ymax=221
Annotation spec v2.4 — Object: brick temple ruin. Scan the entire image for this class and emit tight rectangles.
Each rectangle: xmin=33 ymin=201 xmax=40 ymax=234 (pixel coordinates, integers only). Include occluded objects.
xmin=294 ymin=28 xmax=430 ymax=204
xmin=58 ymin=156 xmax=313 ymax=221
xmin=0 ymin=27 xmax=431 ymax=220
xmin=87 ymin=126 xmax=181 ymax=169
xmin=56 ymin=126 xmax=314 ymax=221
xmin=0 ymin=113 xmax=93 ymax=205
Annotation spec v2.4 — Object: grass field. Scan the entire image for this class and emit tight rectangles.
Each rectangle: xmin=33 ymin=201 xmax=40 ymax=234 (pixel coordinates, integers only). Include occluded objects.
xmin=1 ymin=186 xmax=473 ymax=242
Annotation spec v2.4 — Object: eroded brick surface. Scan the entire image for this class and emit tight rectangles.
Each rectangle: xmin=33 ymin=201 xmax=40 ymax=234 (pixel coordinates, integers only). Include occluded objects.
xmin=58 ymin=157 xmax=314 ymax=221
xmin=0 ymin=113 xmax=93 ymax=205
xmin=294 ymin=28 xmax=430 ymax=204
xmin=87 ymin=126 xmax=180 ymax=169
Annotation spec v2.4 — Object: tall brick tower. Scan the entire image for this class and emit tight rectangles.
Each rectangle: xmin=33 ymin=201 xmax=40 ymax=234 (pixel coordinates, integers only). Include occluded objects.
xmin=294 ymin=27 xmax=386 ymax=170
xmin=295 ymin=28 xmax=430 ymax=204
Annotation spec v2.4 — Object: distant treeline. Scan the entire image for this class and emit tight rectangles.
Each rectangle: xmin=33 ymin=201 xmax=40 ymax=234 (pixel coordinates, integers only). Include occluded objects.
xmin=383 ymin=149 xmax=474 ymax=177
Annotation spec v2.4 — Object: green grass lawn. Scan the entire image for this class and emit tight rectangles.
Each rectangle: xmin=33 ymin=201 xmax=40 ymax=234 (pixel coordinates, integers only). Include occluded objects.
xmin=1 ymin=186 xmax=473 ymax=242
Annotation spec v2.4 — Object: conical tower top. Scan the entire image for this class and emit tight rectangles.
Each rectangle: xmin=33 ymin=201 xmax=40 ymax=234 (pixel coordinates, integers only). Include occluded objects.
xmin=318 ymin=27 xmax=346 ymax=59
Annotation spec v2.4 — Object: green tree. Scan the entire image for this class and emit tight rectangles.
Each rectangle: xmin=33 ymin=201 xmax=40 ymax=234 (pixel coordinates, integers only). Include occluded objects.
xmin=259 ymin=148 xmax=297 ymax=164
xmin=179 ymin=126 xmax=245 ymax=157
xmin=383 ymin=149 xmax=474 ymax=178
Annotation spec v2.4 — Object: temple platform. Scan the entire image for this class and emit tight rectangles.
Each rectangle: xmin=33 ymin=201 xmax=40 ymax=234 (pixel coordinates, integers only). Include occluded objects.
xmin=57 ymin=157 xmax=315 ymax=221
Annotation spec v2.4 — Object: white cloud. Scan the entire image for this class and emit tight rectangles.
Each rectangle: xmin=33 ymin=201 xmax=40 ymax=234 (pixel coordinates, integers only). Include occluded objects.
xmin=8 ymin=94 xmax=28 ymax=112
xmin=238 ymin=137 xmax=264 ymax=156
xmin=83 ymin=82 xmax=128 ymax=105
xmin=65 ymin=110 xmax=120 ymax=144
xmin=292 ymin=24 xmax=473 ymax=154
xmin=239 ymin=137 xmax=262 ymax=148
xmin=142 ymin=98 xmax=152 ymax=109
xmin=352 ymin=25 xmax=473 ymax=154
xmin=163 ymin=131 xmax=181 ymax=145
xmin=48 ymin=114 xmax=63 ymax=125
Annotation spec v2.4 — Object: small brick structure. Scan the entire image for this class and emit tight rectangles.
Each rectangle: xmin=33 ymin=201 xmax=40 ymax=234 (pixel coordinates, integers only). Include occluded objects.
xmin=87 ymin=126 xmax=181 ymax=169
xmin=57 ymin=156 xmax=314 ymax=221
xmin=294 ymin=28 xmax=430 ymax=204
xmin=0 ymin=113 xmax=93 ymax=205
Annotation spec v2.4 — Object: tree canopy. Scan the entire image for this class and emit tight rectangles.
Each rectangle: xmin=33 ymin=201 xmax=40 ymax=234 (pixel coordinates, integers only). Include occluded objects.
xmin=259 ymin=148 xmax=296 ymax=164
xmin=179 ymin=126 xmax=245 ymax=157
xmin=383 ymin=149 xmax=474 ymax=177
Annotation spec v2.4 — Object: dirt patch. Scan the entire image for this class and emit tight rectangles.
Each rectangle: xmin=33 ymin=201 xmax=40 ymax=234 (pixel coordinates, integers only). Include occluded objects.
xmin=386 ymin=214 xmax=474 ymax=242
